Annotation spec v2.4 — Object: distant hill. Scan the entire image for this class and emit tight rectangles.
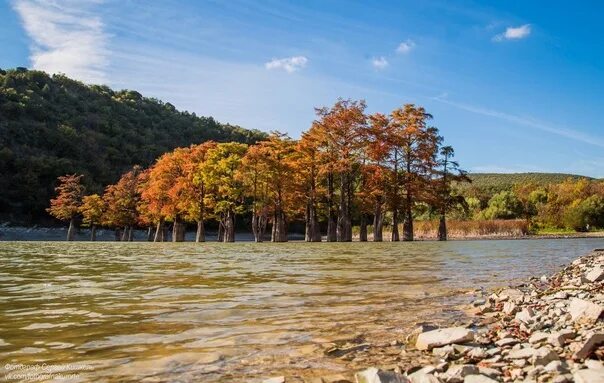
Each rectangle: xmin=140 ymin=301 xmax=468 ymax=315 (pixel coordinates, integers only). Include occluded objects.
xmin=0 ymin=67 xmax=267 ymax=224
xmin=467 ymin=172 xmax=592 ymax=188
xmin=456 ymin=172 xmax=594 ymax=200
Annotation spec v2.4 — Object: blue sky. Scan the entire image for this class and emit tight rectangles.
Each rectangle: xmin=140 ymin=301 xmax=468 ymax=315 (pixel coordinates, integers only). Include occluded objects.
xmin=1 ymin=0 xmax=603 ymax=177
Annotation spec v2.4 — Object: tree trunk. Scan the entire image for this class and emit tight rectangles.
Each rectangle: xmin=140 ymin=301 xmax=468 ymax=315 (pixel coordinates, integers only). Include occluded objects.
xmin=223 ymin=210 xmax=235 ymax=242
xmin=121 ymin=226 xmax=128 ymax=241
xmin=305 ymin=199 xmax=321 ymax=242
xmin=66 ymin=217 xmax=76 ymax=241
xmin=217 ymin=218 xmax=224 ymax=242
xmin=173 ymin=217 xmax=185 ymax=242
xmin=359 ymin=213 xmax=368 ymax=242
xmin=115 ymin=228 xmax=121 ymax=241
xmin=154 ymin=219 xmax=164 ymax=242
xmin=127 ymin=226 xmax=133 ymax=242
xmin=402 ymin=207 xmax=413 ymax=241
xmin=147 ymin=227 xmax=153 ymax=241
xmin=326 ymin=173 xmax=337 ymax=242
xmin=196 ymin=220 xmax=205 ymax=242
xmin=391 ymin=210 xmax=400 ymax=241
xmin=373 ymin=197 xmax=383 ymax=242
xmin=90 ymin=224 xmax=97 ymax=241
xmin=438 ymin=214 xmax=447 ymax=241
xmin=271 ymin=209 xmax=287 ymax=242
xmin=337 ymin=172 xmax=352 ymax=242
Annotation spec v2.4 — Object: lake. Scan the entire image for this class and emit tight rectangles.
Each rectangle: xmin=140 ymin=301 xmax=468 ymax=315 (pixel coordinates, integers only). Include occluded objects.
xmin=1 ymin=238 xmax=603 ymax=382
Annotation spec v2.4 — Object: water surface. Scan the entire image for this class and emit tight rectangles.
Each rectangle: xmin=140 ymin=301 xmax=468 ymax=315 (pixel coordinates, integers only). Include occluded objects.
xmin=1 ymin=239 xmax=603 ymax=381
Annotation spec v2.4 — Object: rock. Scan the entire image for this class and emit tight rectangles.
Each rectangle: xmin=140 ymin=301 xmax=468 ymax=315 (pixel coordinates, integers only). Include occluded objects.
xmin=507 ymin=347 xmax=537 ymax=359
xmin=444 ymin=364 xmax=479 ymax=383
xmin=554 ymin=291 xmax=569 ymax=299
xmin=531 ymin=347 xmax=559 ymax=366
xmin=573 ymin=368 xmax=604 ymax=383
xmin=317 ymin=374 xmax=353 ymax=383
xmin=498 ymin=288 xmax=524 ymax=302
xmin=515 ymin=308 xmax=536 ymax=324
xmin=462 ymin=375 xmax=498 ymax=383
xmin=263 ymin=378 xmax=285 ymax=383
xmin=502 ymin=301 xmax=518 ymax=315
xmin=432 ymin=345 xmax=455 ymax=358
xmin=574 ymin=333 xmax=604 ymax=359
xmin=407 ymin=371 xmax=439 ymax=383
xmin=548 ymin=330 xmax=575 ymax=347
xmin=544 ymin=360 xmax=566 ymax=373
xmin=568 ymin=298 xmax=603 ymax=324
xmin=473 ymin=298 xmax=486 ymax=307
xmin=495 ymin=338 xmax=518 ymax=347
xmin=584 ymin=359 xmax=604 ymax=369
xmin=528 ymin=332 xmax=549 ymax=344
xmin=477 ymin=367 xmax=501 ymax=378
xmin=467 ymin=347 xmax=488 ymax=360
xmin=356 ymin=368 xmax=409 ymax=383
xmin=415 ymin=327 xmax=474 ymax=351
xmin=585 ymin=266 xmax=604 ymax=282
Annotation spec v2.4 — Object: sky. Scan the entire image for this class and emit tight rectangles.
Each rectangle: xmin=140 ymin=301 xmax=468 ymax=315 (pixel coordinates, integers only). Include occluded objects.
xmin=1 ymin=0 xmax=603 ymax=177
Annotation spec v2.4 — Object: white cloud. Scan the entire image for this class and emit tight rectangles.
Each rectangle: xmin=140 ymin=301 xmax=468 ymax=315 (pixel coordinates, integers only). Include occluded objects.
xmin=493 ymin=24 xmax=531 ymax=42
xmin=265 ymin=56 xmax=308 ymax=73
xmin=12 ymin=0 xmax=109 ymax=84
xmin=372 ymin=56 xmax=388 ymax=70
xmin=396 ymin=39 xmax=415 ymax=54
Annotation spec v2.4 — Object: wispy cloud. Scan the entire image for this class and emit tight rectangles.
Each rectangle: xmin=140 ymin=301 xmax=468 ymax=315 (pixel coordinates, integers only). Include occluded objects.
xmin=396 ymin=39 xmax=415 ymax=54
xmin=432 ymin=95 xmax=604 ymax=149
xmin=493 ymin=24 xmax=531 ymax=42
xmin=265 ymin=56 xmax=308 ymax=73
xmin=12 ymin=0 xmax=109 ymax=84
xmin=372 ymin=56 xmax=388 ymax=70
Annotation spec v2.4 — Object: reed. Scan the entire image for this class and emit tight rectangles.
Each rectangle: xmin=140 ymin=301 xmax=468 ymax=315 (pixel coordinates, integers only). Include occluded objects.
xmin=355 ymin=219 xmax=530 ymax=240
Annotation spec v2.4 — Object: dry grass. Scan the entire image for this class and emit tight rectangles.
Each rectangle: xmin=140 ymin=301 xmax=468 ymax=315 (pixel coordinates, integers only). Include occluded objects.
xmin=414 ymin=219 xmax=529 ymax=239
xmin=357 ymin=219 xmax=530 ymax=240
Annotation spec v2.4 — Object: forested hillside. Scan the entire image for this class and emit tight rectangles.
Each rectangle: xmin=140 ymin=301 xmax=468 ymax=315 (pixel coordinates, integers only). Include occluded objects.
xmin=0 ymin=68 xmax=266 ymax=224
xmin=465 ymin=172 xmax=591 ymax=192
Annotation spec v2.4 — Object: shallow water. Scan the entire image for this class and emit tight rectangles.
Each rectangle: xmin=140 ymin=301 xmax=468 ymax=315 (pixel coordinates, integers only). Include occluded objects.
xmin=1 ymin=239 xmax=603 ymax=382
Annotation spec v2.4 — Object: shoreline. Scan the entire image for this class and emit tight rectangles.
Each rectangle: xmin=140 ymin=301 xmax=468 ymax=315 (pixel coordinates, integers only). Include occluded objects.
xmin=0 ymin=225 xmax=603 ymax=242
xmin=262 ymin=249 xmax=604 ymax=383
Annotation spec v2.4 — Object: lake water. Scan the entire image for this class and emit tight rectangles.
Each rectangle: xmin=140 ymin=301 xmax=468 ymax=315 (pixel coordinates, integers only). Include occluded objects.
xmin=1 ymin=238 xmax=603 ymax=382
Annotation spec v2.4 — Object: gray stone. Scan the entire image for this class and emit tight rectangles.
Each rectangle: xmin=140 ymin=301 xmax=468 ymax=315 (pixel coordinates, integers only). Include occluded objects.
xmin=462 ymin=375 xmax=498 ymax=383
xmin=573 ymin=368 xmax=604 ymax=383
xmin=574 ymin=333 xmax=604 ymax=359
xmin=515 ymin=308 xmax=536 ymax=324
xmin=356 ymin=367 xmax=409 ymax=383
xmin=444 ymin=364 xmax=479 ymax=383
xmin=544 ymin=360 xmax=566 ymax=373
xmin=263 ymin=377 xmax=285 ymax=383
xmin=585 ymin=266 xmax=604 ymax=282
xmin=407 ymin=371 xmax=439 ymax=383
xmin=585 ymin=359 xmax=604 ymax=369
xmin=432 ymin=345 xmax=455 ymax=358
xmin=495 ymin=338 xmax=518 ymax=347
xmin=477 ymin=367 xmax=501 ymax=378
xmin=532 ymin=347 xmax=559 ymax=366
xmin=528 ymin=332 xmax=549 ymax=344
xmin=569 ymin=298 xmax=603 ymax=324
xmin=502 ymin=301 xmax=518 ymax=315
xmin=415 ymin=327 xmax=474 ymax=351
xmin=507 ymin=347 xmax=537 ymax=359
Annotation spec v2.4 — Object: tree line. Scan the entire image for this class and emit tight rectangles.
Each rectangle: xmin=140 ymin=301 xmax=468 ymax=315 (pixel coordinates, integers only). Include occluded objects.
xmin=48 ymin=99 xmax=468 ymax=242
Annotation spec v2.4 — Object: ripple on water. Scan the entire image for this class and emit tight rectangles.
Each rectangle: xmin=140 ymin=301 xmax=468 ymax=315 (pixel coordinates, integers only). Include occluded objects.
xmin=0 ymin=238 xmax=603 ymax=382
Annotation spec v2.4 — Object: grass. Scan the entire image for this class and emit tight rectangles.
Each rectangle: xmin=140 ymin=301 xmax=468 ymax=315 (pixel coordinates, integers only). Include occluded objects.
xmin=354 ymin=219 xmax=530 ymax=240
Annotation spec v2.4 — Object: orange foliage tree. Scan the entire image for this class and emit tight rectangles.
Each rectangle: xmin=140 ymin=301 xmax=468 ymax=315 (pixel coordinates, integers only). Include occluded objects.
xmin=47 ymin=174 xmax=85 ymax=241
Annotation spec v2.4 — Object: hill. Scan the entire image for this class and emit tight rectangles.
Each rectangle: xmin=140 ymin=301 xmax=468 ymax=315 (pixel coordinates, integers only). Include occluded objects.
xmin=465 ymin=172 xmax=593 ymax=191
xmin=0 ymin=67 xmax=267 ymax=224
